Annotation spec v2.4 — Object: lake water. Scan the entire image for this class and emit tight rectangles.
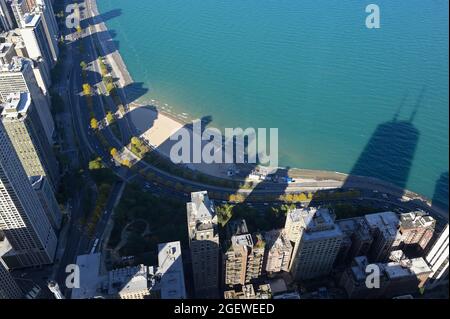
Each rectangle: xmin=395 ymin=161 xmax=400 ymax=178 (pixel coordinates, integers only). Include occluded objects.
xmin=97 ymin=0 xmax=449 ymax=207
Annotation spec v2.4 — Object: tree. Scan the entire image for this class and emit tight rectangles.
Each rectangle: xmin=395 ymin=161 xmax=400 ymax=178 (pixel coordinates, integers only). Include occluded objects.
xmin=110 ymin=148 xmax=118 ymax=158
xmin=88 ymin=157 xmax=103 ymax=170
xmin=131 ymin=136 xmax=141 ymax=147
xmin=105 ymin=82 xmax=115 ymax=94
xmin=80 ymin=61 xmax=87 ymax=70
xmin=98 ymin=57 xmax=108 ymax=76
xmin=122 ymin=159 xmax=132 ymax=168
xmin=90 ymin=118 xmax=98 ymax=130
xmin=76 ymin=25 xmax=82 ymax=34
xmin=217 ymin=204 xmax=234 ymax=226
xmin=82 ymin=83 xmax=92 ymax=96
xmin=106 ymin=112 xmax=115 ymax=124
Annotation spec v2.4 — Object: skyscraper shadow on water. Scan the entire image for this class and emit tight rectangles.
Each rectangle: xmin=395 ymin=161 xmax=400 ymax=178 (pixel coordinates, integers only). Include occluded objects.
xmin=309 ymin=88 xmax=424 ymax=211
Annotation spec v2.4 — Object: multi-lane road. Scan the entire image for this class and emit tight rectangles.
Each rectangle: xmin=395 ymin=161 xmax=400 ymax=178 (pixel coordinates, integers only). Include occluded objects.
xmin=46 ymin=0 xmax=448 ymax=299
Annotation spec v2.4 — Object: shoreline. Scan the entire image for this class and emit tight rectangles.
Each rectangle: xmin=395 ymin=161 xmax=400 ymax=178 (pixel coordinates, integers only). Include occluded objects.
xmin=89 ymin=0 xmax=448 ymax=219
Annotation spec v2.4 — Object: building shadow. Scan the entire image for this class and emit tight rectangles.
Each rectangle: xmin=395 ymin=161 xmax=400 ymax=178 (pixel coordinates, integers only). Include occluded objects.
xmin=309 ymin=89 xmax=424 ymax=212
xmin=80 ymin=8 xmax=122 ymax=30
xmin=432 ymin=172 xmax=449 ymax=214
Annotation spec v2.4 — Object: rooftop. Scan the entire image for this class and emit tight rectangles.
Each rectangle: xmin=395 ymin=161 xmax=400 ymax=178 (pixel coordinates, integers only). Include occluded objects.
xmin=0 ymin=92 xmax=32 ymax=120
xmin=108 ymin=265 xmax=149 ymax=296
xmin=228 ymin=219 xmax=249 ymax=237
xmin=232 ymin=233 xmax=254 ymax=248
xmin=264 ymin=229 xmax=292 ymax=251
xmin=0 ymin=56 xmax=29 ymax=73
xmin=364 ymin=211 xmax=400 ymax=239
xmin=157 ymin=241 xmax=186 ymax=299
xmin=187 ymin=191 xmax=215 ymax=221
xmin=71 ymin=253 xmax=106 ymax=299
xmin=23 ymin=13 xmax=41 ymax=28
xmin=399 ymin=211 xmax=435 ymax=229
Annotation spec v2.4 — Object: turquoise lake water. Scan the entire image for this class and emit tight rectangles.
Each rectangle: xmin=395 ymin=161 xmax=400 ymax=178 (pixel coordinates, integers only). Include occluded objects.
xmin=97 ymin=0 xmax=449 ymax=207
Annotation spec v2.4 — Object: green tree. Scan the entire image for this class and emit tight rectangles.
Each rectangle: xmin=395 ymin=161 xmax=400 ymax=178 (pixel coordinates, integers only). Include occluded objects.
xmin=131 ymin=136 xmax=141 ymax=147
xmin=83 ymin=83 xmax=92 ymax=96
xmin=216 ymin=204 xmax=234 ymax=226
xmin=106 ymin=111 xmax=115 ymax=124
xmin=90 ymin=118 xmax=98 ymax=130
xmin=110 ymin=148 xmax=118 ymax=158
xmin=88 ymin=157 xmax=104 ymax=170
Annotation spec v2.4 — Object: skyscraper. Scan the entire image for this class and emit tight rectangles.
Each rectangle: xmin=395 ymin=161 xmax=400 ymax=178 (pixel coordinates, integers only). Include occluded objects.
xmin=0 ymin=0 xmax=15 ymax=31
xmin=224 ymin=220 xmax=265 ymax=287
xmin=263 ymin=229 xmax=293 ymax=274
xmin=398 ymin=211 xmax=435 ymax=252
xmin=186 ymin=191 xmax=220 ymax=298
xmin=34 ymin=0 xmax=59 ymax=64
xmin=0 ymin=119 xmax=57 ymax=269
xmin=0 ymin=259 xmax=23 ymax=298
xmin=425 ymin=224 xmax=449 ymax=289
xmin=30 ymin=175 xmax=62 ymax=230
xmin=1 ymin=92 xmax=59 ymax=189
xmin=289 ymin=208 xmax=344 ymax=280
xmin=157 ymin=241 xmax=187 ymax=299
xmin=0 ymin=43 xmax=15 ymax=65
xmin=11 ymin=0 xmax=34 ymax=28
xmin=364 ymin=211 xmax=402 ymax=262
xmin=0 ymin=56 xmax=54 ymax=143
xmin=19 ymin=12 xmax=54 ymax=80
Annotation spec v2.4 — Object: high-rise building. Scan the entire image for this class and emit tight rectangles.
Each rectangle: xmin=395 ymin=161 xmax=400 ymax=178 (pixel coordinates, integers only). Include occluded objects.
xmin=34 ymin=0 xmax=58 ymax=64
xmin=0 ymin=259 xmax=23 ymax=298
xmin=340 ymin=256 xmax=432 ymax=299
xmin=336 ymin=217 xmax=373 ymax=267
xmin=30 ymin=175 xmax=61 ymax=230
xmin=10 ymin=0 xmax=34 ymax=28
xmin=157 ymin=241 xmax=187 ymax=299
xmin=10 ymin=0 xmax=58 ymax=72
xmin=224 ymin=220 xmax=265 ymax=287
xmin=284 ymin=208 xmax=303 ymax=243
xmin=0 ymin=0 xmax=15 ymax=31
xmin=0 ymin=119 xmax=57 ymax=269
xmin=425 ymin=224 xmax=449 ymax=289
xmin=364 ymin=211 xmax=402 ymax=262
xmin=1 ymin=92 xmax=59 ymax=189
xmin=263 ymin=229 xmax=293 ymax=274
xmin=224 ymin=284 xmax=272 ymax=299
xmin=398 ymin=211 xmax=435 ymax=252
xmin=19 ymin=12 xmax=54 ymax=82
xmin=0 ymin=42 xmax=15 ymax=65
xmin=0 ymin=30 xmax=51 ymax=90
xmin=186 ymin=191 xmax=220 ymax=298
xmin=0 ymin=56 xmax=54 ymax=143
xmin=108 ymin=265 xmax=151 ymax=299
xmin=289 ymin=208 xmax=344 ymax=281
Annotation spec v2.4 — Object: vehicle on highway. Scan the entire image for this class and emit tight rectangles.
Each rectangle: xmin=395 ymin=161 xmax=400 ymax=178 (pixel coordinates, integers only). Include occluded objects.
xmin=90 ymin=238 xmax=99 ymax=254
